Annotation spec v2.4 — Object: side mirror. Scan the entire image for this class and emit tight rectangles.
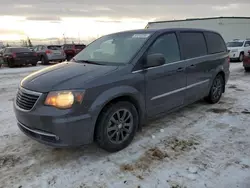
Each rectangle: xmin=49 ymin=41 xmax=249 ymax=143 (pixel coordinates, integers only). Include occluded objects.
xmin=144 ymin=53 xmax=165 ymax=68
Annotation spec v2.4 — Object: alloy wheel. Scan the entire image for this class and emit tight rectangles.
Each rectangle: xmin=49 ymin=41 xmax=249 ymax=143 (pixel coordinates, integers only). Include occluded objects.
xmin=107 ymin=109 xmax=133 ymax=144
xmin=212 ymin=77 xmax=222 ymax=101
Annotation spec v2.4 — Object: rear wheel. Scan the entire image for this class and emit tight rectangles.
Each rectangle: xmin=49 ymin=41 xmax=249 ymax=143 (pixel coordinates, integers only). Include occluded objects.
xmin=66 ymin=55 xmax=73 ymax=61
xmin=95 ymin=101 xmax=138 ymax=152
xmin=7 ymin=59 xmax=15 ymax=68
xmin=245 ymin=67 xmax=250 ymax=72
xmin=41 ymin=56 xmax=48 ymax=65
xmin=205 ymin=74 xmax=224 ymax=104
xmin=31 ymin=62 xmax=37 ymax=66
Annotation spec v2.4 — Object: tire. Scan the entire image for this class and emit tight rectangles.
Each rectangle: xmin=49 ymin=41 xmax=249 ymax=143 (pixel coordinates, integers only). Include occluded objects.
xmin=239 ymin=53 xmax=244 ymax=62
xmin=245 ymin=67 xmax=250 ymax=72
xmin=7 ymin=59 xmax=15 ymax=68
xmin=205 ymin=74 xmax=224 ymax=104
xmin=66 ymin=55 xmax=73 ymax=61
xmin=95 ymin=101 xmax=139 ymax=152
xmin=41 ymin=56 xmax=48 ymax=65
xmin=31 ymin=62 xmax=37 ymax=66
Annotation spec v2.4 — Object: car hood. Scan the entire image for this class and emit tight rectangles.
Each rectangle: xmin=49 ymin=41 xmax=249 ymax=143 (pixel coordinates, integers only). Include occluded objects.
xmin=227 ymin=47 xmax=241 ymax=50
xmin=21 ymin=62 xmax=118 ymax=92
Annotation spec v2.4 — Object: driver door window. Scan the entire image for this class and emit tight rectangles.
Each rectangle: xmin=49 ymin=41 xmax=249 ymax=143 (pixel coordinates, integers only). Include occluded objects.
xmin=147 ymin=33 xmax=181 ymax=64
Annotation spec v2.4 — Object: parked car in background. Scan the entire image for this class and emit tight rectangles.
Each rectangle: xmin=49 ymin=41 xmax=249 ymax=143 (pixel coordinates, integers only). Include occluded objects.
xmin=33 ymin=45 xmax=66 ymax=65
xmin=62 ymin=44 xmax=86 ymax=61
xmin=0 ymin=48 xmax=4 ymax=57
xmin=2 ymin=47 xmax=38 ymax=67
xmin=28 ymin=47 xmax=34 ymax=51
xmin=14 ymin=28 xmax=229 ymax=152
xmin=243 ymin=50 xmax=250 ymax=71
xmin=0 ymin=48 xmax=4 ymax=67
xmin=227 ymin=39 xmax=250 ymax=62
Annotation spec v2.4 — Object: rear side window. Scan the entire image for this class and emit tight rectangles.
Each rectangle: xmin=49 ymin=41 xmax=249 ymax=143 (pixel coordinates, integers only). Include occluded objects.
xmin=244 ymin=41 xmax=250 ymax=47
xmin=147 ymin=33 xmax=181 ymax=64
xmin=205 ymin=32 xmax=227 ymax=54
xmin=47 ymin=45 xmax=61 ymax=50
xmin=11 ymin=48 xmax=31 ymax=52
xmin=180 ymin=32 xmax=207 ymax=59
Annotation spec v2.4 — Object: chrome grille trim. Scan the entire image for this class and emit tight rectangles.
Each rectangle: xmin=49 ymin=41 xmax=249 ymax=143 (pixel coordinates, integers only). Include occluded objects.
xmin=15 ymin=87 xmax=42 ymax=111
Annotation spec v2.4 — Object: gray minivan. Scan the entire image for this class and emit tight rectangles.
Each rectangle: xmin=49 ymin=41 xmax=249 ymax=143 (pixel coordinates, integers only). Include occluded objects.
xmin=13 ymin=28 xmax=230 ymax=152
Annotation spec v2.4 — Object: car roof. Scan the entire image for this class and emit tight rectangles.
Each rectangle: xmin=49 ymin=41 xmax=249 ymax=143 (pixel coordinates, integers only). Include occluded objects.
xmin=5 ymin=47 xmax=28 ymax=49
xmin=112 ymin=28 xmax=220 ymax=35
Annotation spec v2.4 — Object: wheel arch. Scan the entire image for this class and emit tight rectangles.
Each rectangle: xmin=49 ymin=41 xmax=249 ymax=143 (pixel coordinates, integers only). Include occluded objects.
xmin=91 ymin=88 xmax=145 ymax=140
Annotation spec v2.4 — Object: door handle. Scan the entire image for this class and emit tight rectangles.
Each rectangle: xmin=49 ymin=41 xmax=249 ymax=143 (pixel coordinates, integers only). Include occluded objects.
xmin=189 ymin=64 xmax=196 ymax=68
xmin=177 ymin=67 xmax=184 ymax=72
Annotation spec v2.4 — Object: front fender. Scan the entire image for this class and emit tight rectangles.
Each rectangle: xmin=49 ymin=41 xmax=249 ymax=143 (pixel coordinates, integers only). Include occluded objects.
xmin=89 ymin=85 xmax=145 ymax=125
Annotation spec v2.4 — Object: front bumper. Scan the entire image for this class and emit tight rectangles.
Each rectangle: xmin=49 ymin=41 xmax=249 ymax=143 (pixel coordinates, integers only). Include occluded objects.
xmin=13 ymin=58 xmax=38 ymax=65
xmin=229 ymin=51 xmax=240 ymax=59
xmin=13 ymin=90 xmax=95 ymax=147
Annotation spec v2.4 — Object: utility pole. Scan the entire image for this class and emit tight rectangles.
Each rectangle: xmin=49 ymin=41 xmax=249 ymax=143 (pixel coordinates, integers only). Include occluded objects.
xmin=78 ymin=32 xmax=80 ymax=44
xmin=63 ymin=34 xmax=66 ymax=44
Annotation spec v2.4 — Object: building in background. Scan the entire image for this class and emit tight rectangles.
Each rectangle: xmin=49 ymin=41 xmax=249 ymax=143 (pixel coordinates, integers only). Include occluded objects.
xmin=145 ymin=17 xmax=250 ymax=42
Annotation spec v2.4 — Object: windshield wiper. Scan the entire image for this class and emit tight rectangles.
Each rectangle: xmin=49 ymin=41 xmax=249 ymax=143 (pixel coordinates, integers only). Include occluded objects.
xmin=73 ymin=59 xmax=103 ymax=65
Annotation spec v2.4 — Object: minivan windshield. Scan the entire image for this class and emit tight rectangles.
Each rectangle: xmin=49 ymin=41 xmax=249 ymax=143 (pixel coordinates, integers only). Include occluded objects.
xmin=227 ymin=42 xmax=244 ymax=47
xmin=73 ymin=32 xmax=152 ymax=64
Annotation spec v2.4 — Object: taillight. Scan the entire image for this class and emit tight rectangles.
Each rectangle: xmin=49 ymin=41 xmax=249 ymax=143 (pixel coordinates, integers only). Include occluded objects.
xmin=227 ymin=56 xmax=230 ymax=64
xmin=12 ymin=52 xmax=16 ymax=58
xmin=46 ymin=50 xmax=52 ymax=54
xmin=33 ymin=52 xmax=37 ymax=56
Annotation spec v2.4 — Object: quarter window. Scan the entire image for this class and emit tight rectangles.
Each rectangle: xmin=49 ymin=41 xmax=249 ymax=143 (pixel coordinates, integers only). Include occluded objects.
xmin=147 ymin=33 xmax=180 ymax=64
xmin=205 ymin=32 xmax=227 ymax=54
xmin=5 ymin=48 xmax=10 ymax=53
xmin=180 ymin=32 xmax=207 ymax=59
xmin=244 ymin=41 xmax=250 ymax=47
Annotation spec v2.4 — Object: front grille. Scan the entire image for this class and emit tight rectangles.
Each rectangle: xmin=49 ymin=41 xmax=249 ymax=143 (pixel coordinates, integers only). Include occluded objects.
xmin=16 ymin=88 xmax=41 ymax=110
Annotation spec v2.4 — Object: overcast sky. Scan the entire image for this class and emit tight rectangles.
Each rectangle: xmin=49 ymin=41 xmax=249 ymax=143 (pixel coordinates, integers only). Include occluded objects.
xmin=0 ymin=0 xmax=250 ymax=42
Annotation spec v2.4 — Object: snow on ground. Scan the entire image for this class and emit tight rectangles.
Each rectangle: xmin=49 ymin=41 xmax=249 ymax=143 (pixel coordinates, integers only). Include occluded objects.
xmin=0 ymin=63 xmax=250 ymax=188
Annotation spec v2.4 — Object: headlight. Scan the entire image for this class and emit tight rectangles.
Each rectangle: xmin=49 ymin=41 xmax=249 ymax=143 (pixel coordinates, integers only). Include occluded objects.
xmin=44 ymin=90 xmax=84 ymax=109
xmin=231 ymin=49 xmax=238 ymax=52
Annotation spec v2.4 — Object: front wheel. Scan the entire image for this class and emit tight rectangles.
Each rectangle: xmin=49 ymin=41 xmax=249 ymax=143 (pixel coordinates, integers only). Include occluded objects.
xmin=95 ymin=101 xmax=139 ymax=152
xmin=205 ymin=74 xmax=224 ymax=104
xmin=239 ymin=53 xmax=244 ymax=62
